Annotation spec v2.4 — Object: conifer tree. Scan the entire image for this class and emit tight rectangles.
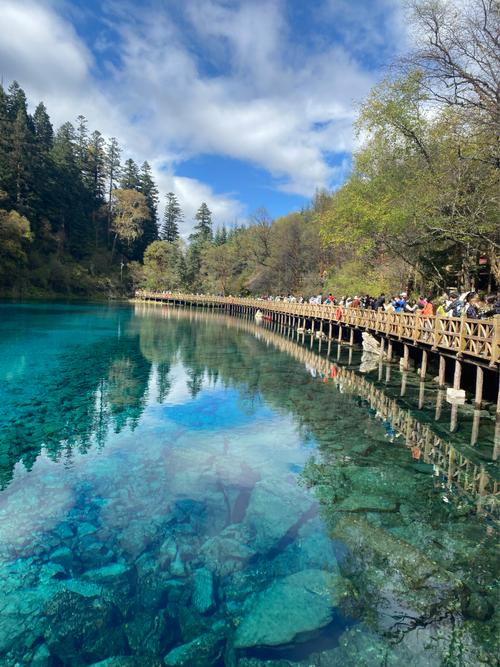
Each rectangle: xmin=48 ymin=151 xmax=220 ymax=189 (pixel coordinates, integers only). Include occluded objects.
xmin=87 ymin=130 xmax=106 ymax=203
xmin=135 ymin=161 xmax=159 ymax=259
xmin=120 ymin=158 xmax=140 ymax=190
xmin=0 ymin=84 xmax=12 ymax=197
xmin=33 ymin=103 xmax=53 ymax=153
xmin=161 ymin=192 xmax=182 ymax=242
xmin=105 ymin=137 xmax=121 ymax=240
xmin=75 ymin=115 xmax=89 ymax=178
xmin=51 ymin=122 xmax=89 ymax=255
xmin=6 ymin=81 xmax=28 ymax=120
xmin=10 ymin=107 xmax=34 ymax=211
xmin=32 ymin=102 xmax=54 ymax=227
xmin=214 ymin=225 xmax=227 ymax=246
xmin=192 ymin=202 xmax=213 ymax=241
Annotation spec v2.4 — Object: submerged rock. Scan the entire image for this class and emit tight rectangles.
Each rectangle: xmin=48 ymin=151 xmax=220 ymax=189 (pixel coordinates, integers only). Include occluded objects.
xmin=192 ymin=567 xmax=216 ymax=614
xmin=201 ymin=524 xmax=257 ymax=576
xmin=43 ymin=586 xmax=126 ymax=664
xmin=244 ymin=478 xmax=316 ymax=553
xmin=124 ymin=609 xmax=175 ymax=656
xmin=233 ymin=569 xmax=349 ymax=649
xmin=332 ymin=515 xmax=463 ymax=627
xmin=163 ymin=630 xmax=225 ymax=667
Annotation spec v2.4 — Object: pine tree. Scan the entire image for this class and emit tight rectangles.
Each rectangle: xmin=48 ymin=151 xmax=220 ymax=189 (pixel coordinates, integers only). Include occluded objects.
xmin=120 ymin=158 xmax=140 ymax=190
xmin=32 ymin=102 xmax=55 ymax=228
xmin=214 ymin=225 xmax=227 ymax=246
xmin=105 ymin=138 xmax=121 ymax=241
xmin=161 ymin=192 xmax=182 ymax=242
xmin=10 ymin=107 xmax=35 ymax=212
xmin=87 ymin=130 xmax=107 ymax=246
xmin=33 ymin=103 xmax=53 ymax=152
xmin=0 ymin=84 xmax=12 ymax=198
xmin=51 ymin=122 xmax=89 ymax=256
xmin=75 ymin=115 xmax=89 ymax=178
xmin=6 ymin=81 xmax=28 ymax=120
xmin=138 ymin=162 xmax=159 ymax=222
xmin=192 ymin=202 xmax=213 ymax=241
xmin=87 ymin=130 xmax=106 ymax=203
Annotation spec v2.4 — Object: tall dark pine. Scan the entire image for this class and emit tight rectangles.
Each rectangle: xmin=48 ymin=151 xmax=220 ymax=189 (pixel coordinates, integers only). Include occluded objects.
xmin=75 ymin=115 xmax=90 ymax=180
xmin=33 ymin=103 xmax=53 ymax=152
xmin=120 ymin=158 xmax=140 ymax=190
xmin=192 ymin=202 xmax=213 ymax=241
xmin=51 ymin=122 xmax=89 ymax=256
xmin=105 ymin=137 xmax=121 ymax=241
xmin=161 ymin=192 xmax=182 ymax=242
xmin=87 ymin=131 xmax=106 ymax=203
xmin=132 ymin=161 xmax=159 ymax=260
xmin=32 ymin=102 xmax=54 ymax=229
xmin=10 ymin=107 xmax=35 ymax=212
xmin=6 ymin=81 xmax=29 ymax=121
xmin=87 ymin=130 xmax=107 ymax=246
xmin=0 ymin=84 xmax=12 ymax=197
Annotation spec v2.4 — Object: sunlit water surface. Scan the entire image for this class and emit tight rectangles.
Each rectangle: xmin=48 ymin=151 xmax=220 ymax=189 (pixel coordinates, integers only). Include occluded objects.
xmin=0 ymin=302 xmax=497 ymax=667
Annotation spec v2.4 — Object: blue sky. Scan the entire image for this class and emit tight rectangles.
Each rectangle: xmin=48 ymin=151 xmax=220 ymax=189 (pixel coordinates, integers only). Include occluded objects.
xmin=0 ymin=0 xmax=407 ymax=235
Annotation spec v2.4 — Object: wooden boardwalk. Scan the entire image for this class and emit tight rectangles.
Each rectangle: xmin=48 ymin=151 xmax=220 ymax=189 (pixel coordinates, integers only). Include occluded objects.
xmin=136 ymin=291 xmax=499 ymax=368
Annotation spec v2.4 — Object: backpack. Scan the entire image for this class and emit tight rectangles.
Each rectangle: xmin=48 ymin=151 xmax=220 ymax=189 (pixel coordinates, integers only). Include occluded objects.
xmin=452 ymin=300 xmax=463 ymax=317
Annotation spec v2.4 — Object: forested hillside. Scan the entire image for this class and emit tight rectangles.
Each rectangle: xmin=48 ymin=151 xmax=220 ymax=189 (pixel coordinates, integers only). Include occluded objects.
xmin=0 ymin=79 xmax=162 ymax=297
xmin=0 ymin=0 xmax=498 ymax=299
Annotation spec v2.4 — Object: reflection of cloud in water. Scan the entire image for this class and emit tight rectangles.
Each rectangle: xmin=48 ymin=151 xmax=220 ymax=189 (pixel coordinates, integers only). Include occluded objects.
xmin=153 ymin=361 xmax=201 ymax=406
xmin=0 ymin=454 xmax=75 ymax=554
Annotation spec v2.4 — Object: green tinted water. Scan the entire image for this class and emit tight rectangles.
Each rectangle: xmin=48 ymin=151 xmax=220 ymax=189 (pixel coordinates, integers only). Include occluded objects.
xmin=0 ymin=302 xmax=497 ymax=666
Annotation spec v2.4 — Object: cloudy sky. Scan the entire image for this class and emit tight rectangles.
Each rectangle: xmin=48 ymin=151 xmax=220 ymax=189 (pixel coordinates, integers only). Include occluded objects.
xmin=0 ymin=0 xmax=408 ymax=235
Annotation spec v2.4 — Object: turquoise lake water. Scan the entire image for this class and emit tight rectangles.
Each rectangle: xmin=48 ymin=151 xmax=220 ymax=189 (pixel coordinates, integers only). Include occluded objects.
xmin=0 ymin=302 xmax=498 ymax=667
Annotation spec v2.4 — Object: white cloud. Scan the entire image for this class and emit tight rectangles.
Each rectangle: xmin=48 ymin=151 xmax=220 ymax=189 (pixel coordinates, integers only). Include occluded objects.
xmin=0 ymin=0 xmax=407 ymax=227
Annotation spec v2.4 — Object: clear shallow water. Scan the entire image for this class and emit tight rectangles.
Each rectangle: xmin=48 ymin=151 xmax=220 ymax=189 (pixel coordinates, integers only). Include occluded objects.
xmin=0 ymin=302 xmax=498 ymax=667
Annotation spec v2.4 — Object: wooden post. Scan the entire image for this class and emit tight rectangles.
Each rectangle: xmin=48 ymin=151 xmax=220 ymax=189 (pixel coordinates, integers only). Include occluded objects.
xmin=453 ymin=358 xmax=462 ymax=390
xmin=420 ymin=349 xmax=428 ymax=380
xmin=337 ymin=325 xmax=342 ymax=343
xmin=471 ymin=409 xmax=481 ymax=446
xmin=438 ymin=355 xmax=446 ymax=388
xmin=328 ymin=322 xmax=333 ymax=341
xmin=349 ymin=328 xmax=354 ymax=347
xmin=310 ymin=320 xmax=315 ymax=349
xmin=474 ymin=366 xmax=484 ymax=410
xmin=403 ymin=344 xmax=409 ymax=371
xmin=380 ymin=337 xmax=385 ymax=358
xmin=418 ymin=381 xmax=425 ymax=409
xmin=387 ymin=340 xmax=393 ymax=362
xmin=385 ymin=364 xmax=391 ymax=383
xmin=400 ymin=371 xmax=408 ymax=397
xmin=450 ymin=403 xmax=458 ymax=433
xmin=435 ymin=389 xmax=444 ymax=420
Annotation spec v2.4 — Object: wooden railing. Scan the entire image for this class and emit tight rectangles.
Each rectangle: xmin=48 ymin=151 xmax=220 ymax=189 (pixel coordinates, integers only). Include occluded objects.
xmin=135 ymin=291 xmax=500 ymax=367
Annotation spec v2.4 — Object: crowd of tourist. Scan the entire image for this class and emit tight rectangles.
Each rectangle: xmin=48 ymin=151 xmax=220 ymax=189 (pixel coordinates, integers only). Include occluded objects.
xmin=257 ymin=290 xmax=500 ymax=319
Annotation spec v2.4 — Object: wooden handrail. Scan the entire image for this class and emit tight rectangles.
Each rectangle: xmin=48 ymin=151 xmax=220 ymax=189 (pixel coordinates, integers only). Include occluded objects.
xmin=135 ymin=291 xmax=499 ymax=366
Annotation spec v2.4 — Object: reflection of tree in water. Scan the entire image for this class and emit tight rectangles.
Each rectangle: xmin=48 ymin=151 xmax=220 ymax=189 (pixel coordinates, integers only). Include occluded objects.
xmin=157 ymin=361 xmax=172 ymax=403
xmin=0 ymin=335 xmax=151 ymax=489
xmin=106 ymin=356 xmax=150 ymax=430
